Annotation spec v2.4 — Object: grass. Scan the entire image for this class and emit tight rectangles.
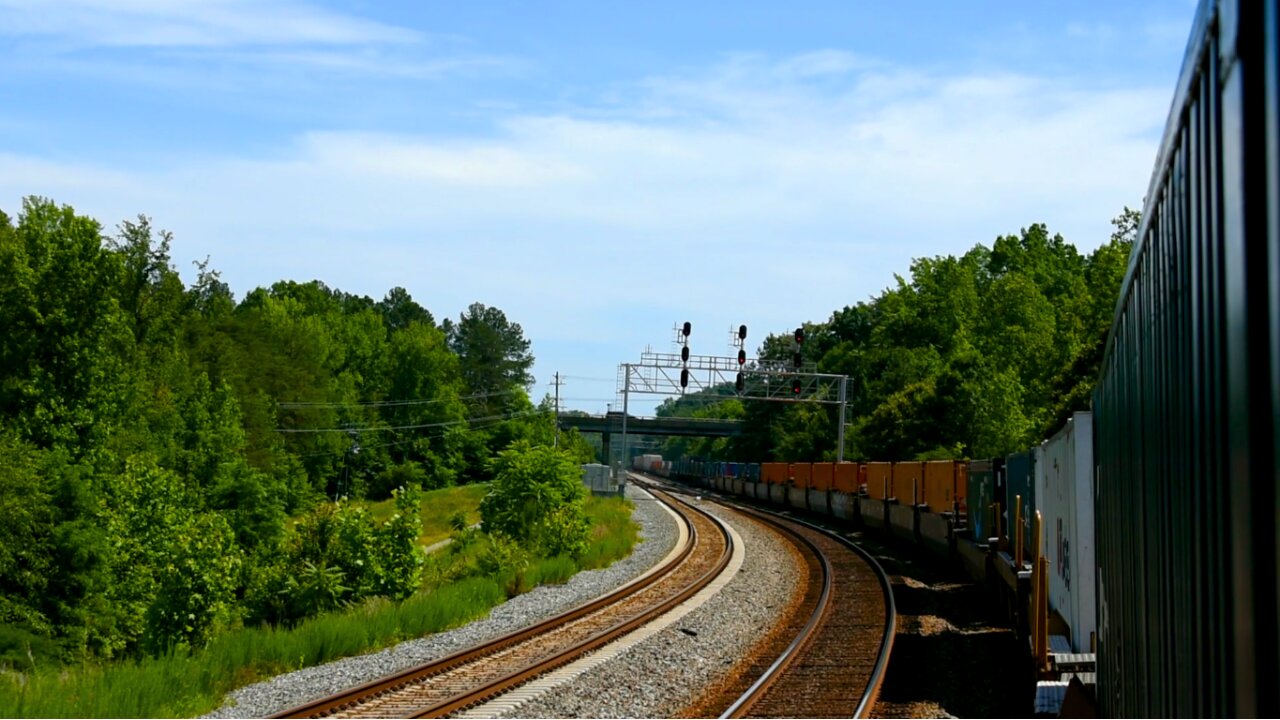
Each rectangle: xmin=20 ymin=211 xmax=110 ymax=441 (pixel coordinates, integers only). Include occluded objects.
xmin=0 ymin=578 xmax=507 ymax=718
xmin=365 ymin=483 xmax=491 ymax=547
xmin=0 ymin=493 xmax=639 ymax=719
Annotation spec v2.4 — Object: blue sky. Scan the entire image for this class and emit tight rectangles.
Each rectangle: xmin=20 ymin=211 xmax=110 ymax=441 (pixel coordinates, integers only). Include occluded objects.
xmin=0 ymin=1 xmax=1196 ymax=415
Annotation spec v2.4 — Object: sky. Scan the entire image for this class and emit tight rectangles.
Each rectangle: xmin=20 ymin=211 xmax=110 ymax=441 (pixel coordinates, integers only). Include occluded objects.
xmin=0 ymin=0 xmax=1198 ymax=416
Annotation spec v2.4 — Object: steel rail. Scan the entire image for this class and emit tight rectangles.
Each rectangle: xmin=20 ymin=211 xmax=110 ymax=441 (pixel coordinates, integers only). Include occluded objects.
xmin=636 ymin=474 xmax=896 ymax=719
xmin=718 ymin=511 xmax=833 ymax=718
xmin=269 ymin=487 xmax=730 ymax=719
xmin=408 ymin=489 xmax=733 ymax=717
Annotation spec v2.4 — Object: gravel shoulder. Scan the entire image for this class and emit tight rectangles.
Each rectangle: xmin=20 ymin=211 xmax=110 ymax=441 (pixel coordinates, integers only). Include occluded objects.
xmin=202 ymin=485 xmax=678 ymax=719
xmin=499 ymin=499 xmax=806 ymax=719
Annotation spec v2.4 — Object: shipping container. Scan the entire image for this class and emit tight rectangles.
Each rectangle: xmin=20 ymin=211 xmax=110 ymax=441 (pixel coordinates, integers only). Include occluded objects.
xmin=1093 ymin=0 xmax=1279 ymax=715
xmin=966 ymin=459 xmax=1005 ymax=544
xmin=892 ymin=461 xmax=924 ymax=505
xmin=1004 ymin=451 xmax=1036 ymax=563
xmin=923 ymin=460 xmax=959 ymax=512
xmin=761 ymin=462 xmax=787 ymax=485
xmin=810 ymin=463 xmax=834 ymax=492
xmin=1038 ymin=412 xmax=1096 ymax=654
xmin=792 ymin=463 xmax=812 ymax=490
xmin=866 ymin=462 xmax=892 ymax=500
xmin=833 ymin=462 xmax=859 ymax=494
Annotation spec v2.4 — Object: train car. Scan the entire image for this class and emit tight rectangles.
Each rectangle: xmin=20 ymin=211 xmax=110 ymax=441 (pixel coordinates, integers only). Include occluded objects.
xmin=1092 ymin=0 xmax=1279 ymax=714
xmin=831 ymin=462 xmax=859 ymax=521
xmin=920 ymin=460 xmax=964 ymax=557
xmin=889 ymin=462 xmax=923 ymax=538
xmin=1004 ymin=450 xmax=1036 ymax=569
xmin=861 ymin=462 xmax=891 ymax=530
xmin=789 ymin=462 xmax=812 ymax=510
xmin=1038 ymin=411 xmax=1096 ymax=654
xmin=809 ymin=462 xmax=834 ymax=515
xmin=965 ymin=458 xmax=1005 ymax=545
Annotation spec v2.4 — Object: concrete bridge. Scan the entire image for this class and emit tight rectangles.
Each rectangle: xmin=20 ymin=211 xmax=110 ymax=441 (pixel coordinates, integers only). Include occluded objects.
xmin=558 ymin=412 xmax=742 ymax=461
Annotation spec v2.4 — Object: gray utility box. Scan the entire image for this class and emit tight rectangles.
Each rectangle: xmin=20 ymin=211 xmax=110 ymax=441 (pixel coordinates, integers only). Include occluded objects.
xmin=582 ymin=464 xmax=622 ymax=496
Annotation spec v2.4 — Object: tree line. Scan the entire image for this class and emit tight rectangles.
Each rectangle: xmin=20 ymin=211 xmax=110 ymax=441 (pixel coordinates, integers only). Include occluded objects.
xmin=0 ymin=197 xmax=593 ymax=665
xmin=659 ymin=210 xmax=1138 ymax=463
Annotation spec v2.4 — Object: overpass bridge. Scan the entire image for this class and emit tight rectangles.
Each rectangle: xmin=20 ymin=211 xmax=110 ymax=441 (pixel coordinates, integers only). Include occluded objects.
xmin=557 ymin=412 xmax=742 ymax=462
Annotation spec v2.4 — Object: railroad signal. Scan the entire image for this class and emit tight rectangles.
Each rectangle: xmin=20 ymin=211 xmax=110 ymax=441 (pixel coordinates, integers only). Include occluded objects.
xmin=794 ymin=327 xmax=805 ymax=345
xmin=735 ymin=372 xmax=745 ymax=393
xmin=680 ymin=368 xmax=690 ymax=388
xmin=682 ymin=345 xmax=690 ymax=362
xmin=793 ymin=351 xmax=802 ymax=368
xmin=791 ymin=378 xmax=802 ymax=396
xmin=682 ymin=321 xmax=692 ymax=338
xmin=738 ymin=324 xmax=748 ymax=341
xmin=738 ymin=349 xmax=747 ymax=365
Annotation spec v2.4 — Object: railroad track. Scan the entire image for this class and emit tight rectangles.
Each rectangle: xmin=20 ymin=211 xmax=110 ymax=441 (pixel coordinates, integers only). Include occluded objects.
xmin=270 ymin=487 xmax=733 ymax=719
xmin=635 ymin=476 xmax=896 ymax=719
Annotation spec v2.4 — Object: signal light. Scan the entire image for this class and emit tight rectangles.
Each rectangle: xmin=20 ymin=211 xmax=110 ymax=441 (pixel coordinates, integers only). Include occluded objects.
xmin=735 ymin=372 xmax=745 ymax=393
xmin=791 ymin=378 xmax=802 ymax=395
xmin=794 ymin=327 xmax=805 ymax=345
xmin=682 ymin=321 xmax=692 ymax=338
xmin=738 ymin=324 xmax=748 ymax=341
xmin=680 ymin=368 xmax=689 ymax=388
xmin=738 ymin=349 xmax=746 ymax=365
xmin=793 ymin=351 xmax=802 ymax=368
xmin=681 ymin=345 xmax=690 ymax=362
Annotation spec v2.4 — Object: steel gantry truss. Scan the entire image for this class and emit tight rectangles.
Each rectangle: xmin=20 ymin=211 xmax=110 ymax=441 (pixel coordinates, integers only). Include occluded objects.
xmin=614 ymin=349 xmax=851 ymax=475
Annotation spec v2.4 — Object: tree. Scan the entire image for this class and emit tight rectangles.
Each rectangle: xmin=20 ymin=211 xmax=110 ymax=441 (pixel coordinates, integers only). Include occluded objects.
xmin=378 ymin=287 xmax=434 ymax=331
xmin=479 ymin=443 xmax=589 ymax=558
xmin=447 ymin=303 xmax=535 ymax=416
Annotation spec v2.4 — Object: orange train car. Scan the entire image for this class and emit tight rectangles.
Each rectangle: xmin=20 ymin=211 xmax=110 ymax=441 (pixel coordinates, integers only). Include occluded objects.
xmin=791 ymin=462 xmax=813 ymax=490
xmin=833 ymin=462 xmax=859 ymax=493
xmin=892 ymin=461 xmax=925 ymax=505
xmin=866 ymin=462 xmax=892 ymax=500
xmin=761 ymin=462 xmax=788 ymax=485
xmin=810 ymin=462 xmax=834 ymax=492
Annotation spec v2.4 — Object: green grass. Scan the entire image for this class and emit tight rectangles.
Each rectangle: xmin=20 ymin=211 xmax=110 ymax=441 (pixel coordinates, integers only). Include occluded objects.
xmin=365 ymin=483 xmax=491 ymax=547
xmin=0 ymin=493 xmax=639 ymax=719
xmin=0 ymin=578 xmax=506 ymax=718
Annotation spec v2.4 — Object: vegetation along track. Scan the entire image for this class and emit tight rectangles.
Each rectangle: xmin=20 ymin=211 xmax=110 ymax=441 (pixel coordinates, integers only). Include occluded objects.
xmin=639 ymin=477 xmax=896 ymax=719
xmin=270 ymin=487 xmax=732 ymax=719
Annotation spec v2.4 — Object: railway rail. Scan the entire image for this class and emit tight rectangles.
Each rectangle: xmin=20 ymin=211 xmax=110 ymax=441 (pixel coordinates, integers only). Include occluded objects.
xmin=635 ymin=476 xmax=896 ymax=719
xmin=270 ymin=487 xmax=732 ymax=719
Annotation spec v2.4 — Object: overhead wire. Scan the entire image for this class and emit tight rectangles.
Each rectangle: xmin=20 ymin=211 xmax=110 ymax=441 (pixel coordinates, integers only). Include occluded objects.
xmin=276 ymin=407 xmax=550 ymax=434
xmin=277 ymin=389 xmax=519 ymax=409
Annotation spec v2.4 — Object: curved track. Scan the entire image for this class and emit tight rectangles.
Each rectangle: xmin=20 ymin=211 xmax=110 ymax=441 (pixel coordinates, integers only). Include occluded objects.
xmin=637 ymin=477 xmax=896 ymax=719
xmin=271 ymin=488 xmax=733 ymax=719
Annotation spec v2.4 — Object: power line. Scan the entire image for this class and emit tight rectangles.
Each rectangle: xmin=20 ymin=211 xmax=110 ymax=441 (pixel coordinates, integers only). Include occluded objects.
xmin=295 ymin=413 xmax=523 ymax=457
xmin=276 ymin=408 xmax=550 ymax=434
xmin=277 ymin=389 xmax=520 ymax=409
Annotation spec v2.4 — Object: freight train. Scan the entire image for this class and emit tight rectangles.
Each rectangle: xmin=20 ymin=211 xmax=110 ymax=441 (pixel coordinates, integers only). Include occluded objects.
xmin=647 ymin=411 xmax=1094 ymax=714
xmin=650 ymin=0 xmax=1280 ymax=714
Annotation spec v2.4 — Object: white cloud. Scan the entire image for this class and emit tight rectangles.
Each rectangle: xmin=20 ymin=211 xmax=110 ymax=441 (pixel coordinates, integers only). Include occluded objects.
xmin=0 ymin=51 xmax=1170 ymax=409
xmin=0 ymin=0 xmax=418 ymax=48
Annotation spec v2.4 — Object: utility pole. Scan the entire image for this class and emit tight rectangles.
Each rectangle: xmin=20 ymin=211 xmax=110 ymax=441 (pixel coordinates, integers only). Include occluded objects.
xmin=552 ymin=372 xmax=562 ymax=447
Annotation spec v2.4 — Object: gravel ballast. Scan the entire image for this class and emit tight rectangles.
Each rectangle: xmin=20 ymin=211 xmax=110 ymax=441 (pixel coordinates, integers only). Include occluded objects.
xmin=203 ymin=485 xmax=678 ymax=719
xmin=496 ymin=499 xmax=805 ymax=719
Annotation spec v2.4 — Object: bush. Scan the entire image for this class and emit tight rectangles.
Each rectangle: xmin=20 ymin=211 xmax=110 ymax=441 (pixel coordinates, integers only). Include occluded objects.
xmin=478 ymin=442 xmax=589 ymax=558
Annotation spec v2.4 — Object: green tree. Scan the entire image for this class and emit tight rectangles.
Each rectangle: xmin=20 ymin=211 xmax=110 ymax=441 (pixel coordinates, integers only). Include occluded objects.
xmin=479 ymin=443 xmax=589 ymax=558
xmin=446 ymin=303 xmax=535 ymax=417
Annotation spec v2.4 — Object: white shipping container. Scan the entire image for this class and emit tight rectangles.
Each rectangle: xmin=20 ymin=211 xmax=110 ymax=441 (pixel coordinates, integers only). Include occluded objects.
xmin=1037 ymin=412 xmax=1096 ymax=653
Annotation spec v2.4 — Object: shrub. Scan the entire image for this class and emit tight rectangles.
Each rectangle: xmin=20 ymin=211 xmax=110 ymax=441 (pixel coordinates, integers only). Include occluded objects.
xmin=478 ymin=442 xmax=589 ymax=558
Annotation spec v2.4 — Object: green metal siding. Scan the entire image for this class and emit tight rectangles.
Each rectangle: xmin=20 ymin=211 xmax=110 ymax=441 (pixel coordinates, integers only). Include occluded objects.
xmin=1093 ymin=0 xmax=1279 ymax=715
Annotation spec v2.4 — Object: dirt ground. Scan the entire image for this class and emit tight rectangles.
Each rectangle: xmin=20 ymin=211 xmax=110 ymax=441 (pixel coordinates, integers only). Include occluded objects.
xmin=843 ymin=529 xmax=1034 ymax=719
